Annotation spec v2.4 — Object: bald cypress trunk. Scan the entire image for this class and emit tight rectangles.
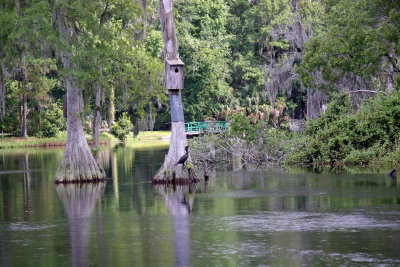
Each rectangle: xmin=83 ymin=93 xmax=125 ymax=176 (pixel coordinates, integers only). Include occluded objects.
xmin=0 ymin=64 xmax=6 ymax=138
xmin=154 ymin=0 xmax=196 ymax=181
xmin=55 ymin=5 xmax=104 ymax=183
xmin=155 ymin=121 xmax=189 ymax=179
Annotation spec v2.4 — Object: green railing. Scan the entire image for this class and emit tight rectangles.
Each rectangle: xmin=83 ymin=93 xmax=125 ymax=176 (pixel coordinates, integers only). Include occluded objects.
xmin=185 ymin=121 xmax=229 ymax=135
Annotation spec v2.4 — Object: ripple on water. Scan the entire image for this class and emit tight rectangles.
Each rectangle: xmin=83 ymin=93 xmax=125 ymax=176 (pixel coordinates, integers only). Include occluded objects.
xmin=217 ymin=211 xmax=400 ymax=232
xmin=9 ymin=222 xmax=56 ymax=231
xmin=213 ymin=189 xmax=327 ymax=199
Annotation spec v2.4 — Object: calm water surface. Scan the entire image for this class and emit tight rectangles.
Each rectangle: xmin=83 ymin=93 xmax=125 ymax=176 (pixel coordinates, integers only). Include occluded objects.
xmin=1 ymin=145 xmax=400 ymax=266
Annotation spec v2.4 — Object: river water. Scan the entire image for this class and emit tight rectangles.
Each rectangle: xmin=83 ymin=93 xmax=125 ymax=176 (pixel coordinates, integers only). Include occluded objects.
xmin=0 ymin=145 xmax=400 ymax=266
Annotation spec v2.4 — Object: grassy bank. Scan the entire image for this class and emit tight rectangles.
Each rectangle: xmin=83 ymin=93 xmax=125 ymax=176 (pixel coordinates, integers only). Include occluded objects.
xmin=0 ymin=131 xmax=171 ymax=149
xmin=131 ymin=131 xmax=171 ymax=141
xmin=0 ymin=132 xmax=118 ymax=149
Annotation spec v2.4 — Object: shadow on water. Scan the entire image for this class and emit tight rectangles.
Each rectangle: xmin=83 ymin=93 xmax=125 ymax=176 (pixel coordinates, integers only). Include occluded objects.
xmin=56 ymin=183 xmax=106 ymax=267
xmin=155 ymin=184 xmax=198 ymax=267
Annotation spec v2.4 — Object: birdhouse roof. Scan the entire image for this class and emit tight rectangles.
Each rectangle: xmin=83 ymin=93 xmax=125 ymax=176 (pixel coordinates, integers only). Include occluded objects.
xmin=166 ymin=58 xmax=185 ymax=66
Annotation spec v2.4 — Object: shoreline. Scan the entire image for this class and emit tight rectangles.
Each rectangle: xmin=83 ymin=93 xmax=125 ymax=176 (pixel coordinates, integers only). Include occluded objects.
xmin=0 ymin=131 xmax=171 ymax=149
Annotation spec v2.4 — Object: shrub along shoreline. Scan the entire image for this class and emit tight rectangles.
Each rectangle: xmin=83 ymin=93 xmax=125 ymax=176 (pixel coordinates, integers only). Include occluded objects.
xmin=189 ymin=91 xmax=400 ymax=169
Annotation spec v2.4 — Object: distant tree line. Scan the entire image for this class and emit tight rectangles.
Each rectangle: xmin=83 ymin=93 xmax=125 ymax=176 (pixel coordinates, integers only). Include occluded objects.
xmin=0 ymin=0 xmax=398 ymax=139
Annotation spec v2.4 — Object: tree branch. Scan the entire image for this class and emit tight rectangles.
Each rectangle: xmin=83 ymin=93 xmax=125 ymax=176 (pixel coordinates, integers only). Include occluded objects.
xmin=345 ymin=90 xmax=388 ymax=96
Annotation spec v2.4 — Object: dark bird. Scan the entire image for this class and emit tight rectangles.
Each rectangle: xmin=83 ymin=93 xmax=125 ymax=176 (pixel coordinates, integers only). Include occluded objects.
xmin=176 ymin=145 xmax=190 ymax=167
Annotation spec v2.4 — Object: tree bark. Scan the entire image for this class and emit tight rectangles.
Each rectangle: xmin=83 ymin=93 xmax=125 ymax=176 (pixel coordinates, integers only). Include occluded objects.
xmin=154 ymin=0 xmax=196 ymax=181
xmin=107 ymin=86 xmax=115 ymax=129
xmin=0 ymin=64 xmax=6 ymax=138
xmin=155 ymin=121 xmax=189 ymax=179
xmin=18 ymin=96 xmax=23 ymax=136
xmin=159 ymin=0 xmax=178 ymax=58
xmin=92 ymin=65 xmax=102 ymax=149
xmin=22 ymin=93 xmax=27 ymax=138
xmin=306 ymin=87 xmax=326 ymax=120
xmin=55 ymin=4 xmax=105 ymax=183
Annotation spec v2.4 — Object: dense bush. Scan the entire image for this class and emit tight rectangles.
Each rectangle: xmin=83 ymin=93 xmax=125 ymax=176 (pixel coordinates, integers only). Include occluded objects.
xmin=110 ymin=112 xmax=133 ymax=142
xmin=287 ymin=92 xmax=400 ymax=167
xmin=37 ymin=104 xmax=66 ymax=138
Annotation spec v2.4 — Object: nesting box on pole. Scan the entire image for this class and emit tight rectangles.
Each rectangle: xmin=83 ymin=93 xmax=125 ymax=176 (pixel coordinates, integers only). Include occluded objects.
xmin=166 ymin=57 xmax=184 ymax=95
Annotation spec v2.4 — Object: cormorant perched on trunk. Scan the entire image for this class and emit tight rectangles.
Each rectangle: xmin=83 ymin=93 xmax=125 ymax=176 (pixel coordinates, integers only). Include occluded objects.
xmin=176 ymin=146 xmax=190 ymax=167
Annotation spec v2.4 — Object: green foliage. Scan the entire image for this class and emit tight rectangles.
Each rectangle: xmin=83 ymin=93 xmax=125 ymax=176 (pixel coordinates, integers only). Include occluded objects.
xmin=145 ymin=30 xmax=163 ymax=58
xmin=38 ymin=103 xmax=66 ymax=138
xmin=305 ymin=94 xmax=353 ymax=136
xmin=91 ymin=147 xmax=100 ymax=157
xmin=174 ymin=0 xmax=233 ymax=121
xmin=288 ymin=92 xmax=400 ymax=166
xmin=110 ymin=112 xmax=133 ymax=142
xmin=300 ymin=0 xmax=400 ymax=90
xmin=186 ymin=162 xmax=194 ymax=170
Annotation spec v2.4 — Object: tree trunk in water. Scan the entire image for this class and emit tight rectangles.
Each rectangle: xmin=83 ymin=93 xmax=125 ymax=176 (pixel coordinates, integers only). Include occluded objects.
xmin=154 ymin=121 xmax=189 ymax=179
xmin=154 ymin=0 xmax=196 ymax=181
xmin=55 ymin=5 xmax=104 ymax=183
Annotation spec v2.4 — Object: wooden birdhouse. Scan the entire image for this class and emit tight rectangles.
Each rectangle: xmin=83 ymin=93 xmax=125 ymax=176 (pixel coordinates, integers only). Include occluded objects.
xmin=166 ymin=57 xmax=184 ymax=94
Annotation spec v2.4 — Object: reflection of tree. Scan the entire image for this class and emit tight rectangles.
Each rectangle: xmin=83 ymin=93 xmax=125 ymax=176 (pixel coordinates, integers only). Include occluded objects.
xmin=97 ymin=149 xmax=110 ymax=171
xmin=111 ymin=153 xmax=119 ymax=210
xmin=156 ymin=184 xmax=197 ymax=267
xmin=21 ymin=153 xmax=30 ymax=216
xmin=56 ymin=183 xmax=105 ymax=267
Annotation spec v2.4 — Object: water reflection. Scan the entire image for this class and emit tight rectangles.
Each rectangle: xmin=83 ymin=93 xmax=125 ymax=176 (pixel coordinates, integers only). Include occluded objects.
xmin=111 ymin=153 xmax=119 ymax=211
xmin=155 ymin=184 xmax=198 ymax=267
xmin=2 ymin=147 xmax=400 ymax=266
xmin=56 ymin=183 xmax=106 ymax=267
xmin=21 ymin=154 xmax=31 ymax=215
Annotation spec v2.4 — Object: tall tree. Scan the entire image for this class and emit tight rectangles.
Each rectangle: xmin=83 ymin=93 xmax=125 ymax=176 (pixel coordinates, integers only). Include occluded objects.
xmin=300 ymin=0 xmax=400 ymax=96
xmin=55 ymin=1 xmax=104 ymax=182
xmin=0 ymin=1 xmax=14 ymax=137
xmin=174 ymin=0 xmax=232 ymax=121
xmin=154 ymin=0 xmax=193 ymax=181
